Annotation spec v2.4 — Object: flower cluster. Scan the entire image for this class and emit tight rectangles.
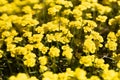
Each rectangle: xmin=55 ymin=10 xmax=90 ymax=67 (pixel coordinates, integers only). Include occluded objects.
xmin=0 ymin=0 xmax=120 ymax=80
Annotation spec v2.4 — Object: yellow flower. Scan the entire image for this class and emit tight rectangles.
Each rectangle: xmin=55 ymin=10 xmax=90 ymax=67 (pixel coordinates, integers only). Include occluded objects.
xmin=62 ymin=50 xmax=73 ymax=60
xmin=33 ymin=3 xmax=43 ymax=10
xmin=91 ymin=31 xmax=104 ymax=42
xmin=86 ymin=13 xmax=92 ymax=19
xmin=24 ymin=52 xmax=36 ymax=59
xmin=27 ymin=0 xmax=39 ymax=4
xmin=94 ymin=58 xmax=104 ymax=68
xmin=74 ymin=68 xmax=87 ymax=80
xmin=13 ymin=37 xmax=23 ymax=43
xmin=63 ymin=1 xmax=73 ymax=8
xmin=58 ymin=73 xmax=68 ymax=80
xmin=62 ymin=9 xmax=72 ymax=16
xmin=12 ymin=46 xmax=27 ymax=56
xmin=29 ymin=76 xmax=38 ymax=80
xmin=108 ymin=18 xmax=116 ymax=25
xmin=39 ymin=56 xmax=48 ymax=65
xmin=96 ymin=15 xmax=107 ymax=22
xmin=39 ymin=65 xmax=48 ymax=73
xmin=23 ymin=30 xmax=32 ymax=38
xmin=28 ymin=33 xmax=44 ymax=43
xmin=102 ymin=70 xmax=119 ymax=80
xmin=83 ymin=26 xmax=92 ymax=32
xmin=42 ymin=71 xmax=58 ymax=80
xmin=48 ymin=5 xmax=62 ymax=16
xmin=118 ymin=1 xmax=120 ymax=6
xmin=62 ymin=44 xmax=73 ymax=51
xmin=69 ymin=20 xmax=82 ymax=29
xmin=83 ymin=39 xmax=96 ymax=53
xmin=62 ymin=44 xmax=73 ymax=59
xmin=105 ymin=41 xmax=117 ymax=51
xmin=34 ymin=42 xmax=44 ymax=50
xmin=7 ymin=43 xmax=16 ymax=52
xmin=25 ymin=44 xmax=34 ymax=51
xmin=116 ymin=30 xmax=120 ymax=37
xmin=101 ymin=64 xmax=109 ymax=71
xmin=9 ymin=73 xmax=38 ymax=80
xmin=117 ymin=61 xmax=120 ymax=68
xmin=16 ymin=73 xmax=29 ymax=80
xmin=22 ymin=6 xmax=34 ymax=14
xmin=9 ymin=75 xmax=16 ymax=80
xmin=44 ymin=0 xmax=54 ymax=4
xmin=80 ymin=55 xmax=95 ymax=66
xmin=35 ymin=26 xmax=44 ymax=34
xmin=46 ymin=34 xmax=55 ymax=42
xmin=94 ymin=3 xmax=111 ymax=14
xmin=5 ymin=37 xmax=13 ymax=44
xmin=88 ymin=76 xmax=100 ymax=80
xmin=72 ymin=8 xmax=82 ymax=19
xmin=48 ymin=46 xmax=60 ymax=57
xmin=11 ymin=29 xmax=18 ymax=36
xmin=109 ymin=0 xmax=117 ymax=2
xmin=0 ymin=50 xmax=3 ymax=58
xmin=40 ymin=46 xmax=49 ymax=54
xmin=66 ymin=68 xmax=74 ymax=77
xmin=107 ymin=32 xmax=117 ymax=42
xmin=24 ymin=58 xmax=36 ymax=67
xmin=1 ymin=31 xmax=11 ymax=38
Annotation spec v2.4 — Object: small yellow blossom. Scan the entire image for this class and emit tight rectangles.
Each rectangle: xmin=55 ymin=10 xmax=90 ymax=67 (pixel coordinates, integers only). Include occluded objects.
xmin=1 ymin=31 xmax=11 ymax=38
xmin=116 ymin=30 xmax=120 ymax=37
xmin=7 ymin=43 xmax=16 ymax=52
xmin=117 ymin=61 xmax=120 ymax=68
xmin=13 ymin=37 xmax=23 ymax=43
xmin=62 ymin=50 xmax=73 ymax=60
xmin=40 ymin=46 xmax=49 ymax=54
xmin=58 ymin=73 xmax=68 ymax=80
xmin=24 ymin=58 xmax=36 ymax=67
xmin=25 ymin=44 xmax=34 ymax=51
xmin=105 ymin=41 xmax=117 ymax=51
xmin=48 ymin=46 xmax=60 ymax=57
xmin=62 ymin=9 xmax=72 ymax=16
xmin=88 ymin=76 xmax=100 ymax=80
xmin=9 ymin=73 xmax=38 ymax=80
xmin=62 ymin=45 xmax=73 ymax=59
xmin=48 ymin=5 xmax=62 ymax=16
xmin=86 ymin=13 xmax=92 ymax=19
xmin=96 ymin=15 xmax=107 ymax=22
xmin=23 ymin=31 xmax=32 ymax=38
xmin=74 ymin=68 xmax=87 ymax=80
xmin=22 ymin=6 xmax=34 ymax=14
xmin=102 ymin=70 xmax=119 ymax=80
xmin=24 ymin=52 xmax=36 ymax=59
xmin=83 ymin=39 xmax=96 ymax=53
xmin=94 ymin=58 xmax=105 ymax=68
xmin=42 ymin=71 xmax=58 ymax=80
xmin=72 ymin=8 xmax=82 ymax=19
xmin=63 ymin=1 xmax=73 ymax=8
xmin=108 ymin=18 xmax=116 ymax=25
xmin=80 ymin=55 xmax=95 ymax=66
xmin=39 ymin=56 xmax=48 ymax=65
xmin=33 ymin=3 xmax=43 ymax=10
xmin=107 ymin=32 xmax=117 ymax=41
xmin=0 ymin=50 xmax=3 ymax=58
xmin=39 ymin=65 xmax=48 ymax=73
xmin=46 ymin=34 xmax=55 ymax=42
xmin=28 ymin=33 xmax=44 ymax=43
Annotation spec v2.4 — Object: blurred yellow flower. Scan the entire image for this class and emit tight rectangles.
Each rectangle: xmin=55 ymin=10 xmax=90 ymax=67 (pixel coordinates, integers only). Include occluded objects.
xmin=48 ymin=46 xmax=60 ymax=57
